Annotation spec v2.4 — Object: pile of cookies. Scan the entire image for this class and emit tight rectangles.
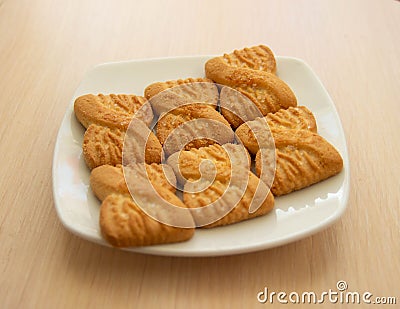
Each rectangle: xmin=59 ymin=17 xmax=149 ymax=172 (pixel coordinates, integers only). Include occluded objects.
xmin=73 ymin=45 xmax=343 ymax=248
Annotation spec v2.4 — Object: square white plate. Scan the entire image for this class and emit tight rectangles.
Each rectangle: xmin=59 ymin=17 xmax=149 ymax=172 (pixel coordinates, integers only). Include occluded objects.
xmin=52 ymin=56 xmax=350 ymax=257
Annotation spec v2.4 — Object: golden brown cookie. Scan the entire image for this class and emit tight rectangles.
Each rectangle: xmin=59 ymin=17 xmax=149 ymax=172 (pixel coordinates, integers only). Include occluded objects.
xmin=82 ymin=124 xmax=162 ymax=170
xmin=156 ymin=104 xmax=234 ymax=156
xmin=90 ymin=163 xmax=177 ymax=202
xmin=183 ymin=171 xmax=274 ymax=228
xmin=145 ymin=77 xmax=216 ymax=100
xmin=235 ymin=106 xmax=317 ymax=155
xmin=255 ymin=129 xmax=343 ymax=196
xmin=218 ymin=45 xmax=277 ymax=74
xmin=167 ymin=143 xmax=251 ymax=185
xmin=99 ymin=193 xmax=194 ymax=247
xmin=74 ymin=94 xmax=153 ymax=129
xmin=206 ymin=49 xmax=297 ymax=128
xmin=218 ymin=76 xmax=297 ymax=128
xmin=144 ymin=78 xmax=219 ymax=115
xmin=122 ymin=120 xmax=164 ymax=166
xmin=90 ymin=164 xmax=130 ymax=201
xmin=267 ymin=106 xmax=317 ymax=132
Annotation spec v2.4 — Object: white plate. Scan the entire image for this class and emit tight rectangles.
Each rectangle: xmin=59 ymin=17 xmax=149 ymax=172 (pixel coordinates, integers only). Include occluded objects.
xmin=52 ymin=56 xmax=350 ymax=257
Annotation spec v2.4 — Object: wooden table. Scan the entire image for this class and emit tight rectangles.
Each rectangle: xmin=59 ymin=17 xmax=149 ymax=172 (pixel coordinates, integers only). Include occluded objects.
xmin=1 ymin=0 xmax=399 ymax=308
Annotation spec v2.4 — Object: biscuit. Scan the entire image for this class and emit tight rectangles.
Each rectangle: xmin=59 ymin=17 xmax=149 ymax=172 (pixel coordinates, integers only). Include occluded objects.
xmin=123 ymin=120 xmax=164 ymax=166
xmin=267 ymin=106 xmax=317 ymax=132
xmin=235 ymin=106 xmax=317 ymax=155
xmin=255 ymin=129 xmax=343 ymax=196
xmin=156 ymin=104 xmax=234 ymax=156
xmin=90 ymin=163 xmax=177 ymax=202
xmin=100 ymin=193 xmax=194 ymax=247
xmin=218 ymin=75 xmax=297 ymax=128
xmin=183 ymin=171 xmax=274 ymax=228
xmin=144 ymin=78 xmax=219 ymax=115
xmin=167 ymin=143 xmax=251 ymax=185
xmin=83 ymin=124 xmax=162 ymax=170
xmin=74 ymin=94 xmax=153 ymax=129
xmin=206 ymin=55 xmax=297 ymax=128
xmin=218 ymin=45 xmax=276 ymax=74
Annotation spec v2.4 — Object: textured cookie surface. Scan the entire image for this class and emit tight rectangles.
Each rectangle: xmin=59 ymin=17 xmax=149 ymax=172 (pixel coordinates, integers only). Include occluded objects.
xmin=145 ymin=78 xmax=219 ymax=115
xmin=157 ymin=104 xmax=234 ymax=156
xmin=183 ymin=171 xmax=274 ymax=228
xmin=235 ymin=106 xmax=317 ymax=155
xmin=123 ymin=120 xmax=164 ymax=166
xmin=220 ymin=45 xmax=277 ymax=74
xmin=83 ymin=124 xmax=162 ymax=170
xmin=215 ymin=72 xmax=297 ymax=128
xmin=167 ymin=143 xmax=251 ymax=185
xmin=83 ymin=124 xmax=125 ymax=170
xmin=144 ymin=77 xmax=216 ymax=100
xmin=90 ymin=163 xmax=177 ymax=202
xmin=100 ymin=193 xmax=194 ymax=247
xmin=205 ymin=44 xmax=296 ymax=128
xmin=74 ymin=94 xmax=153 ymax=129
xmin=255 ymin=129 xmax=343 ymax=196
xmin=267 ymin=106 xmax=317 ymax=132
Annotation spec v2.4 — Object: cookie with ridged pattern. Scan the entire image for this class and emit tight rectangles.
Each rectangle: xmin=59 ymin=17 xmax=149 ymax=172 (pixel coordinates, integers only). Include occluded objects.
xmin=74 ymin=93 xmax=153 ymax=129
xmin=145 ymin=78 xmax=218 ymax=115
xmin=235 ymin=106 xmax=317 ymax=155
xmin=100 ymin=193 xmax=194 ymax=247
xmin=167 ymin=143 xmax=251 ymax=185
xmin=255 ymin=129 xmax=343 ymax=196
xmin=157 ymin=104 xmax=234 ymax=156
xmin=82 ymin=124 xmax=162 ymax=170
xmin=90 ymin=163 xmax=177 ymax=202
xmin=183 ymin=171 xmax=274 ymax=228
xmin=218 ymin=45 xmax=277 ymax=74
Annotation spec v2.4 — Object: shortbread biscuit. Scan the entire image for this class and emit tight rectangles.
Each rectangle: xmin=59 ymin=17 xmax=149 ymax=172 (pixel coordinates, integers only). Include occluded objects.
xmin=206 ymin=57 xmax=297 ymax=128
xmin=218 ymin=76 xmax=297 ymax=128
xmin=144 ymin=78 xmax=219 ymax=115
xmin=100 ymin=193 xmax=194 ymax=247
xmin=183 ymin=171 xmax=274 ymax=228
xmin=144 ymin=77 xmax=216 ymax=100
xmin=218 ymin=45 xmax=276 ymax=74
xmin=90 ymin=163 xmax=176 ymax=201
xmin=235 ymin=106 xmax=317 ymax=155
xmin=122 ymin=120 xmax=164 ymax=166
xmin=267 ymin=106 xmax=317 ymax=132
xmin=255 ymin=129 xmax=343 ymax=196
xmin=167 ymin=143 xmax=251 ymax=184
xmin=74 ymin=94 xmax=153 ymax=129
xmin=157 ymin=104 xmax=234 ymax=156
xmin=90 ymin=164 xmax=130 ymax=201
xmin=83 ymin=124 xmax=162 ymax=170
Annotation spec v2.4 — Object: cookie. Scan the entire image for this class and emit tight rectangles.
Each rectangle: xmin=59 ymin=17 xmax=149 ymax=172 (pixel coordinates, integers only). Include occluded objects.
xmin=235 ymin=106 xmax=317 ymax=155
xmin=183 ymin=171 xmax=274 ymax=228
xmin=123 ymin=119 xmax=164 ymax=166
xmin=99 ymin=193 xmax=194 ymax=247
xmin=255 ymin=129 xmax=343 ymax=196
xmin=90 ymin=163 xmax=177 ymax=202
xmin=217 ymin=45 xmax=276 ymax=74
xmin=144 ymin=78 xmax=219 ymax=115
xmin=205 ymin=50 xmax=297 ymax=128
xmin=83 ymin=124 xmax=162 ymax=170
xmin=167 ymin=143 xmax=251 ymax=185
xmin=74 ymin=93 xmax=153 ymax=129
xmin=156 ymin=104 xmax=234 ymax=156
xmin=219 ymin=75 xmax=298 ymax=128
xmin=267 ymin=106 xmax=317 ymax=132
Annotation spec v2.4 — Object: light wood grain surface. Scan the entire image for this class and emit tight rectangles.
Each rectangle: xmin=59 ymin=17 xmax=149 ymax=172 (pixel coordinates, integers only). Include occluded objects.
xmin=1 ymin=0 xmax=399 ymax=308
